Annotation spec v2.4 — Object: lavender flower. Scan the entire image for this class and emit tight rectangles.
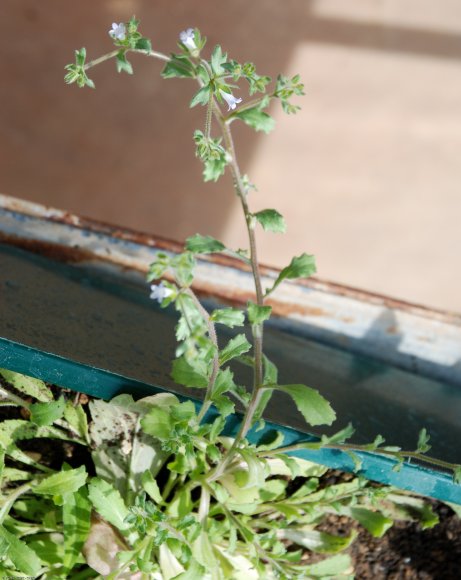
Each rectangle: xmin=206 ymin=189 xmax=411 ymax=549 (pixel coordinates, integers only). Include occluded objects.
xmin=150 ymin=282 xmax=173 ymax=303
xmin=220 ymin=90 xmax=242 ymax=111
xmin=179 ymin=28 xmax=197 ymax=51
xmin=109 ymin=22 xmax=126 ymax=41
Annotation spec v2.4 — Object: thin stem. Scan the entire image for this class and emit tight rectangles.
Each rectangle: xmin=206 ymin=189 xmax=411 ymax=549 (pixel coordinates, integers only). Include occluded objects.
xmin=184 ymin=288 xmax=220 ymax=424
xmin=259 ymin=441 xmax=459 ymax=472
xmin=198 ymin=485 xmax=211 ymax=528
xmin=0 ymin=387 xmax=31 ymax=409
xmin=84 ymin=48 xmax=170 ymax=72
xmin=0 ymin=483 xmax=33 ymax=524
xmin=206 ymin=105 xmax=266 ymax=481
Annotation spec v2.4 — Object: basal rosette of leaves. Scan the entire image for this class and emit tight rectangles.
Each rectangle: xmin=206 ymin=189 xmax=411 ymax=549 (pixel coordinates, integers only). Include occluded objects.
xmin=1 ymin=17 xmax=459 ymax=579
xmin=0 ymin=371 xmax=445 ymax=579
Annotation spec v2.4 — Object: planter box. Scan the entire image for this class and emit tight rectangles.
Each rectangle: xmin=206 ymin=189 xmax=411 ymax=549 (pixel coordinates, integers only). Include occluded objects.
xmin=1 ymin=193 xmax=460 ymax=503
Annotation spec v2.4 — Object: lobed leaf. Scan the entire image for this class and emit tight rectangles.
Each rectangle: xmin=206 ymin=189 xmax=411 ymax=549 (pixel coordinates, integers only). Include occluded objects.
xmin=34 ymin=466 xmax=87 ymax=496
xmin=247 ymin=301 xmax=272 ymax=325
xmin=267 ymin=253 xmax=316 ymax=295
xmin=186 ymin=234 xmax=225 ymax=254
xmin=0 ymin=369 xmax=53 ymax=402
xmin=277 ymin=384 xmax=336 ymax=426
xmin=219 ymin=334 xmax=252 ymax=365
xmin=234 ymin=107 xmax=275 ymax=134
xmin=88 ymin=478 xmax=130 ymax=532
xmin=30 ymin=397 xmax=66 ymax=426
xmin=253 ymin=209 xmax=286 ymax=233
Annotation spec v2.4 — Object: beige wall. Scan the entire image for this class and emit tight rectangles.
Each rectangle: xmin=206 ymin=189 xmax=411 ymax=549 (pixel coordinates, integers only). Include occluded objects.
xmin=1 ymin=1 xmax=460 ymax=312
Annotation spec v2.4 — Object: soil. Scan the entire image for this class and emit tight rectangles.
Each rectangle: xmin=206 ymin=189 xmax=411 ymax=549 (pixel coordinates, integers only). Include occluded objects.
xmin=2 ymin=385 xmax=461 ymax=579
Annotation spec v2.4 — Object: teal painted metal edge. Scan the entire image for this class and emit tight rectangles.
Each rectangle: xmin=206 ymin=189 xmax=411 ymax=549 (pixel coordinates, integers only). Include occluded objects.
xmin=1 ymin=336 xmax=460 ymax=505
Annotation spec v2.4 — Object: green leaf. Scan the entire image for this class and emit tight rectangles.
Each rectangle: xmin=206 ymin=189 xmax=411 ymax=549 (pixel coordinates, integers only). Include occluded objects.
xmin=186 ymin=234 xmax=225 ymax=254
xmin=305 ymin=553 xmax=352 ymax=577
xmin=349 ymin=507 xmax=393 ymax=538
xmin=268 ymin=253 xmax=316 ymax=295
xmin=34 ymin=466 xmax=87 ymax=496
xmin=0 ymin=525 xmax=42 ymax=576
xmin=171 ymin=357 xmax=209 ymax=388
xmin=321 ymin=423 xmax=355 ymax=445
xmin=190 ymin=85 xmax=211 ymax=108
xmin=147 ymin=252 xmax=171 ymax=282
xmin=219 ymin=334 xmax=252 ymax=365
xmin=63 ymin=486 xmax=92 ymax=572
xmin=0 ymin=369 xmax=53 ymax=402
xmin=172 ymin=252 xmax=195 ymax=287
xmin=203 ymin=156 xmax=228 ymax=182
xmin=234 ymin=107 xmax=275 ymax=134
xmin=263 ymin=355 xmax=278 ymax=385
xmin=162 ymin=54 xmax=195 ymax=78
xmin=281 ymin=528 xmax=355 ymax=554
xmin=211 ymin=45 xmax=226 ymax=76
xmin=247 ymin=301 xmax=272 ymax=325
xmin=454 ymin=466 xmax=461 ymax=484
xmin=63 ymin=402 xmax=89 ymax=441
xmin=135 ymin=37 xmax=152 ymax=51
xmin=174 ymin=557 xmax=206 ymax=579
xmin=417 ymin=428 xmax=431 ymax=453
xmin=254 ymin=209 xmax=286 ymax=233
xmin=277 ymin=384 xmax=336 ymax=426
xmin=141 ymin=471 xmax=163 ymax=504
xmin=141 ymin=407 xmax=173 ymax=440
xmin=88 ymin=478 xmax=130 ymax=531
xmin=211 ymin=308 xmax=245 ymax=328
xmin=30 ymin=397 xmax=66 ymax=426
xmin=116 ymin=51 xmax=133 ymax=74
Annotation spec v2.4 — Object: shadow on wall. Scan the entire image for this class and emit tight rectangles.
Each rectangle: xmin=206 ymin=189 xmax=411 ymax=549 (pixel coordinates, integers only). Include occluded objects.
xmin=1 ymin=0 xmax=460 ymax=242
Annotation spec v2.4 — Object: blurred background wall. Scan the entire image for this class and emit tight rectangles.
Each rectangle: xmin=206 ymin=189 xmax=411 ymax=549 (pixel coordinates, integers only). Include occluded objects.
xmin=1 ymin=0 xmax=460 ymax=312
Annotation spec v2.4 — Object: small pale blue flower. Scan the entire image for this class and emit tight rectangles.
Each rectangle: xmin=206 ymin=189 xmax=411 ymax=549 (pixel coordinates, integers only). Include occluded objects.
xmin=220 ymin=90 xmax=242 ymax=111
xmin=179 ymin=28 xmax=197 ymax=51
xmin=109 ymin=22 xmax=126 ymax=41
xmin=150 ymin=282 xmax=173 ymax=303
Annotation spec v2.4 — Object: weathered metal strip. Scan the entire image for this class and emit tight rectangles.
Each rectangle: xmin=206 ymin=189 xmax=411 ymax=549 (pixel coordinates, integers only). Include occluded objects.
xmin=1 ymin=337 xmax=459 ymax=505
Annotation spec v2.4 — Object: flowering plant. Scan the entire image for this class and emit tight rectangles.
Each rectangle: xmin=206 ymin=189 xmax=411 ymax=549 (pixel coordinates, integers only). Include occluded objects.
xmin=0 ymin=17 xmax=459 ymax=579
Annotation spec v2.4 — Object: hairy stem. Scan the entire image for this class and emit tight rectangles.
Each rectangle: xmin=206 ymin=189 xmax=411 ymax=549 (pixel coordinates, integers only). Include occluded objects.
xmin=206 ymin=108 xmax=266 ymax=481
xmin=184 ymin=288 xmax=220 ymax=423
